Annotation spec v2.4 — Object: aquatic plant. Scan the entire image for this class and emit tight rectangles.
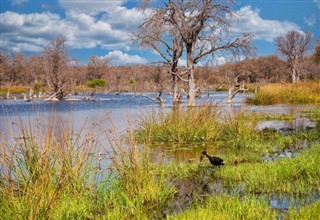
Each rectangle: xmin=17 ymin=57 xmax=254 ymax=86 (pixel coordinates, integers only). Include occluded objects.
xmin=137 ymin=104 xmax=222 ymax=143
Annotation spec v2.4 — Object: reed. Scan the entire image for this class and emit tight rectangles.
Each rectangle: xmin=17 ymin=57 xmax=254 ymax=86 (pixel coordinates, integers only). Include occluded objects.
xmin=0 ymin=117 xmax=102 ymax=219
xmin=137 ymin=104 xmax=222 ymax=143
xmin=98 ymin=122 xmax=176 ymax=219
xmin=248 ymin=82 xmax=320 ymax=105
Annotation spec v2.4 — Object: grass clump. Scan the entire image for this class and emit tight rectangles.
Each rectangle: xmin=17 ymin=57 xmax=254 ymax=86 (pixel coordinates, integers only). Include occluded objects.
xmin=168 ymin=195 xmax=277 ymax=220
xmin=247 ymin=82 xmax=320 ymax=105
xmin=216 ymin=142 xmax=320 ymax=194
xmin=287 ymin=200 xmax=320 ymax=220
xmin=138 ymin=104 xmax=221 ymax=143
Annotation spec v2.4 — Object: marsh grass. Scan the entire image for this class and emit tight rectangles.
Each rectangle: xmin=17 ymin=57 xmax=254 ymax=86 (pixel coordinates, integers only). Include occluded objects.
xmin=138 ymin=104 xmax=222 ymax=143
xmin=0 ymin=85 xmax=29 ymax=95
xmin=1 ymin=107 xmax=319 ymax=219
xmin=216 ymin=142 xmax=320 ymax=194
xmin=168 ymin=195 xmax=278 ymax=219
xmin=0 ymin=116 xmax=103 ymax=219
xmin=247 ymin=82 xmax=320 ymax=105
xmin=97 ymin=122 xmax=176 ymax=219
xmin=287 ymin=200 xmax=320 ymax=219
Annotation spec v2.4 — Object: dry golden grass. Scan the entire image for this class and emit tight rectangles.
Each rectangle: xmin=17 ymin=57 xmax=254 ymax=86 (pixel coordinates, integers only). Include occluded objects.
xmin=248 ymin=81 xmax=320 ymax=105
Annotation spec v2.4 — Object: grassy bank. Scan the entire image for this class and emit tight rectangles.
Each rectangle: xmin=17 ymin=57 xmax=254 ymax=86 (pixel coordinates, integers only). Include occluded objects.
xmin=247 ymin=81 xmax=320 ymax=105
xmin=1 ymin=107 xmax=320 ymax=219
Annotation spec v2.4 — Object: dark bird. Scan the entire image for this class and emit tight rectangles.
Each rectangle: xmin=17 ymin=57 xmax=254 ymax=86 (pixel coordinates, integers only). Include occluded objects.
xmin=202 ymin=151 xmax=224 ymax=166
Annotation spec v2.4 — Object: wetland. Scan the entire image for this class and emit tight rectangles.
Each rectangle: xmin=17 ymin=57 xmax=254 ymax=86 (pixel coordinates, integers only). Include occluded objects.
xmin=1 ymin=91 xmax=320 ymax=219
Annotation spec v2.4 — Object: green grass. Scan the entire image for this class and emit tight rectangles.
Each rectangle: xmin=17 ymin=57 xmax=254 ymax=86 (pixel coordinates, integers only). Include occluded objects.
xmin=287 ymin=200 xmax=320 ymax=220
xmin=247 ymin=82 xmax=320 ymax=105
xmin=216 ymin=142 xmax=320 ymax=194
xmin=138 ymin=104 xmax=222 ymax=143
xmin=168 ymin=195 xmax=278 ymax=219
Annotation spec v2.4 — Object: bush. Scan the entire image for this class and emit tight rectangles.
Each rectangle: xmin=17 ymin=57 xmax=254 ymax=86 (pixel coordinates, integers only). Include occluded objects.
xmin=86 ymin=79 xmax=106 ymax=88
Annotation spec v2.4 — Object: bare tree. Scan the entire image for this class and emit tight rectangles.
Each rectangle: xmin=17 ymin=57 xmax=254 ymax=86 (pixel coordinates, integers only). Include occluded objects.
xmin=42 ymin=35 xmax=71 ymax=100
xmin=276 ymin=30 xmax=312 ymax=83
xmin=135 ymin=5 xmax=184 ymax=103
xmin=162 ymin=0 xmax=255 ymax=106
xmin=313 ymin=38 xmax=320 ymax=65
xmin=87 ymin=55 xmax=110 ymax=80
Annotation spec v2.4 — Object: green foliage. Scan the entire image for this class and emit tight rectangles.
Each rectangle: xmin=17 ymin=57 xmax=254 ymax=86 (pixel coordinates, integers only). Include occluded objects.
xmin=129 ymin=78 xmax=136 ymax=85
xmin=86 ymin=79 xmax=106 ymax=88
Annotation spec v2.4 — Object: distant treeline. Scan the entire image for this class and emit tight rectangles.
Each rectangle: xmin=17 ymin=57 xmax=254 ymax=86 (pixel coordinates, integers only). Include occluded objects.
xmin=1 ymin=50 xmax=319 ymax=94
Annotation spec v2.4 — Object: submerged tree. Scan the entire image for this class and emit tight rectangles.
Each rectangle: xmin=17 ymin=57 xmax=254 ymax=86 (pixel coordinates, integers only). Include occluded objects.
xmin=159 ymin=0 xmax=255 ymax=106
xmin=135 ymin=5 xmax=184 ymax=103
xmin=276 ymin=30 xmax=312 ymax=83
xmin=42 ymin=35 xmax=71 ymax=100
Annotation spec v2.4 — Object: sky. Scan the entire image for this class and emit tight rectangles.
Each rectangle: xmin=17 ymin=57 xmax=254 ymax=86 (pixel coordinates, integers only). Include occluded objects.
xmin=0 ymin=0 xmax=319 ymax=66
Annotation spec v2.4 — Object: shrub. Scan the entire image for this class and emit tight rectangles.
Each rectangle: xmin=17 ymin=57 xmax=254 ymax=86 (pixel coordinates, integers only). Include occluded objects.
xmin=86 ymin=79 xmax=106 ymax=88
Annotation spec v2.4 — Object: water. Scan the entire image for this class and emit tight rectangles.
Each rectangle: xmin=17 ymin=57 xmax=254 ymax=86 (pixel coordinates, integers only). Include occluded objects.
xmin=1 ymin=92 xmax=318 ymax=163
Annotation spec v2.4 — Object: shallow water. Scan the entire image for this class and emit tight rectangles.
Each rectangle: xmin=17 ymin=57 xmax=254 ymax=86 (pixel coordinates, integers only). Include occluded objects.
xmin=1 ymin=92 xmax=318 ymax=165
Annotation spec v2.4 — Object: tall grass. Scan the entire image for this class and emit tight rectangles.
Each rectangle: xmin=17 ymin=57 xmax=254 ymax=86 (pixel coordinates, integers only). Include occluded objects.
xmin=248 ymin=82 xmax=320 ymax=105
xmin=0 ymin=117 xmax=103 ymax=219
xmin=97 ymin=122 xmax=175 ymax=219
xmin=138 ymin=104 xmax=222 ymax=143
xmin=0 ymin=116 xmax=176 ymax=219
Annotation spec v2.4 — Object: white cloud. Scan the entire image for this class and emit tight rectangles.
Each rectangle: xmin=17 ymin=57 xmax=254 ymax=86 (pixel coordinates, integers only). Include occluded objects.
xmin=232 ymin=6 xmax=300 ymax=42
xmin=59 ymin=0 xmax=126 ymax=15
xmin=104 ymin=50 xmax=146 ymax=65
xmin=304 ymin=14 xmax=317 ymax=27
xmin=0 ymin=0 xmax=146 ymax=56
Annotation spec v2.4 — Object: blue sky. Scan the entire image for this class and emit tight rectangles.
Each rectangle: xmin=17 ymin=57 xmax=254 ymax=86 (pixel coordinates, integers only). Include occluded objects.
xmin=1 ymin=0 xmax=319 ymax=65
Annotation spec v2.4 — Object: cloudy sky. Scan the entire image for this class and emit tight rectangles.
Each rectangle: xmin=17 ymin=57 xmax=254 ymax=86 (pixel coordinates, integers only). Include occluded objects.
xmin=0 ymin=0 xmax=319 ymax=65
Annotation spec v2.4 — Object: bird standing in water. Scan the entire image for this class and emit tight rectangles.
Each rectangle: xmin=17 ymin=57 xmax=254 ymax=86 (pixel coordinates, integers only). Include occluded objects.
xmin=201 ymin=151 xmax=224 ymax=166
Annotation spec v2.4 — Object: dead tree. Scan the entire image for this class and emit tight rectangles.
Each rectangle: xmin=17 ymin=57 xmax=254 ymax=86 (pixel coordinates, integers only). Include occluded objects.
xmin=87 ymin=55 xmax=110 ymax=80
xmin=42 ymin=35 xmax=71 ymax=100
xmin=276 ymin=31 xmax=312 ymax=83
xmin=227 ymin=75 xmax=248 ymax=103
xmin=134 ymin=5 xmax=184 ymax=103
xmin=142 ymin=91 xmax=166 ymax=107
xmin=163 ymin=0 xmax=255 ymax=106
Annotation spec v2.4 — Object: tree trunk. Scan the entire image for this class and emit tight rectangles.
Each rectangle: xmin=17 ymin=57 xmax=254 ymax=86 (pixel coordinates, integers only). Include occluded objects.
xmin=171 ymin=60 xmax=180 ymax=103
xmin=292 ymin=68 xmax=299 ymax=83
xmin=186 ymin=46 xmax=196 ymax=107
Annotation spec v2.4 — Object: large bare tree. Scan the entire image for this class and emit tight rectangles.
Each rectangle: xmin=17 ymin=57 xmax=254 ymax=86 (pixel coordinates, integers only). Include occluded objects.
xmin=42 ymin=35 xmax=71 ymax=100
xmin=87 ymin=55 xmax=110 ymax=80
xmin=135 ymin=6 xmax=184 ymax=103
xmin=276 ymin=30 xmax=312 ymax=83
xmin=156 ymin=0 xmax=254 ymax=106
